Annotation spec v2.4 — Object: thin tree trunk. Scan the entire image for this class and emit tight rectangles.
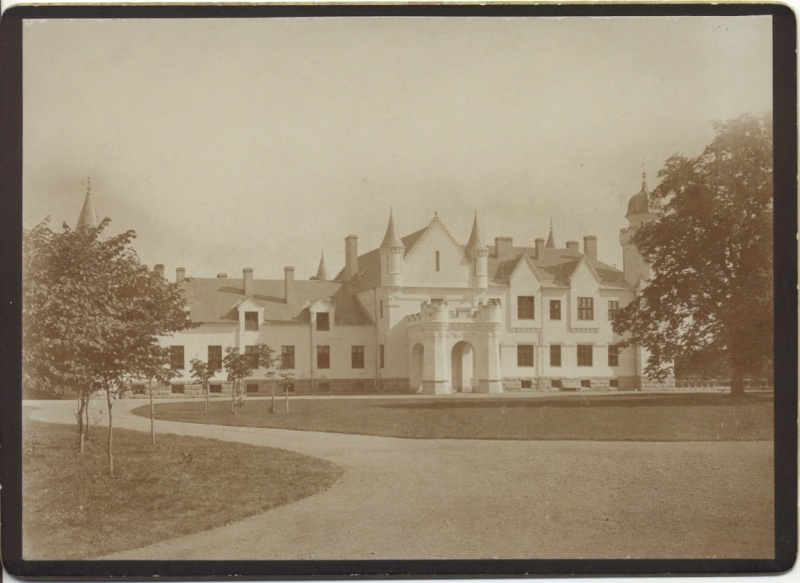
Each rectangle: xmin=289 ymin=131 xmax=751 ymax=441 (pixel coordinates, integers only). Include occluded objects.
xmin=149 ymin=381 xmax=156 ymax=446
xmin=106 ymin=388 xmax=114 ymax=478
xmin=231 ymin=381 xmax=236 ymax=416
xmin=270 ymin=379 xmax=275 ymax=414
xmin=205 ymin=382 xmax=209 ymax=414
xmin=285 ymin=385 xmax=289 ymax=412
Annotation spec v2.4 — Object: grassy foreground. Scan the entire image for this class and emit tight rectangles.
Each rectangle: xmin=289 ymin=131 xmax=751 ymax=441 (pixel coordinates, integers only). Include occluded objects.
xmin=141 ymin=392 xmax=773 ymax=441
xmin=23 ymin=417 xmax=343 ymax=560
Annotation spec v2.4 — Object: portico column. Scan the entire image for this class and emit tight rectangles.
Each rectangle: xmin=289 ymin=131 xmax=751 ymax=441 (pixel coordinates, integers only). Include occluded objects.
xmin=476 ymin=330 xmax=503 ymax=393
xmin=421 ymin=328 xmax=452 ymax=395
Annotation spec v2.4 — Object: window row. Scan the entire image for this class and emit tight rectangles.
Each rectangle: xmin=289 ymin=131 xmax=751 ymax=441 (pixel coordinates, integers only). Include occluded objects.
xmin=516 ymin=297 xmax=620 ymax=321
xmin=169 ymin=344 xmax=381 ymax=371
xmin=516 ymin=344 xmax=620 ymax=367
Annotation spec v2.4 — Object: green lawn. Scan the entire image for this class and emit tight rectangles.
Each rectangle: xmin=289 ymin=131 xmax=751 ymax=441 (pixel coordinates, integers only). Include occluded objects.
xmin=22 ymin=416 xmax=343 ymax=560
xmin=139 ymin=392 xmax=773 ymax=441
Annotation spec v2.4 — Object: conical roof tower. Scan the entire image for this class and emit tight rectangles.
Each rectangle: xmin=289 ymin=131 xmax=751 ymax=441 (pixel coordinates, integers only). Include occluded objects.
xmin=465 ymin=212 xmax=488 ymax=253
xmin=315 ymin=251 xmax=330 ymax=281
xmin=545 ymin=218 xmax=556 ymax=248
xmin=380 ymin=209 xmax=405 ymax=250
xmin=76 ymin=176 xmax=98 ymax=231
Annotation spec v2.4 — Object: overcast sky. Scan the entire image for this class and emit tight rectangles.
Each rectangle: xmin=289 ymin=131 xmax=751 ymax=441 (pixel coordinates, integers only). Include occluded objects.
xmin=22 ymin=15 xmax=772 ymax=280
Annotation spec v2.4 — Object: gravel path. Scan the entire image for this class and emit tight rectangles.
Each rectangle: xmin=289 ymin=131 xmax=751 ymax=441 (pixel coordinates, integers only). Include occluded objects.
xmin=27 ymin=398 xmax=774 ymax=560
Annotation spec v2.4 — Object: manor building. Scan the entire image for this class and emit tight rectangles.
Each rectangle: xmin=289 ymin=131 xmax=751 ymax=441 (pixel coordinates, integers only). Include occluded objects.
xmin=90 ymin=176 xmax=672 ymax=396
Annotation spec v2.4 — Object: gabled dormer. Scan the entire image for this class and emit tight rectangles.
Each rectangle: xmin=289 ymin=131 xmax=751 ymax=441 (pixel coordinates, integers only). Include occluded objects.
xmin=508 ymin=253 xmax=545 ymax=327
xmin=306 ymin=298 xmax=335 ymax=332
xmin=236 ymin=296 xmax=265 ymax=333
xmin=568 ymin=255 xmax=602 ymax=327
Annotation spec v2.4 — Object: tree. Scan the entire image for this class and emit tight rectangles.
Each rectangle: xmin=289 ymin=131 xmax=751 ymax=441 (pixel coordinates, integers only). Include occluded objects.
xmin=222 ymin=347 xmax=256 ymax=417
xmin=137 ymin=345 xmax=179 ymax=445
xmin=256 ymin=344 xmax=277 ymax=413
xmin=614 ymin=113 xmax=773 ymax=397
xmin=190 ymin=357 xmax=219 ymax=415
xmin=23 ymin=218 xmax=193 ymax=474
xmin=278 ymin=356 xmax=294 ymax=412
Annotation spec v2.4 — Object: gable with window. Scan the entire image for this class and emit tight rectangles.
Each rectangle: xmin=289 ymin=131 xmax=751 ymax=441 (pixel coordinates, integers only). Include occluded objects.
xmin=577 ymin=297 xmax=594 ymax=320
xmin=517 ymin=296 xmax=535 ymax=320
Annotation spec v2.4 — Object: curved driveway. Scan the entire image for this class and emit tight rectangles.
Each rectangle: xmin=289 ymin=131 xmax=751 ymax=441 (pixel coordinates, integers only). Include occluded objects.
xmin=28 ymin=397 xmax=774 ymax=560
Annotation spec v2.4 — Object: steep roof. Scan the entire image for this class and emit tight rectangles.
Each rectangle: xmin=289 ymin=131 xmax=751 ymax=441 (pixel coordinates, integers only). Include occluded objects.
xmin=180 ymin=277 xmax=372 ymax=325
xmin=464 ymin=213 xmax=488 ymax=253
xmin=627 ymin=173 xmax=653 ymax=217
xmin=379 ymin=211 xmax=405 ymax=249
xmin=76 ymin=180 xmax=98 ymax=231
xmin=313 ymin=252 xmax=330 ymax=281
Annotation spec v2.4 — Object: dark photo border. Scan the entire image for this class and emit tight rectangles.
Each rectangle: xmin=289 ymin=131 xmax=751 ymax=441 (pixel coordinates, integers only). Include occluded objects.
xmin=1 ymin=3 xmax=796 ymax=578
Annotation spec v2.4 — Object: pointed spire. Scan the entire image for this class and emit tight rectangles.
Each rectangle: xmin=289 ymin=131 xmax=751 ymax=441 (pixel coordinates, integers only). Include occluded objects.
xmin=641 ymin=170 xmax=648 ymax=191
xmin=315 ymin=251 xmax=329 ymax=281
xmin=380 ymin=208 xmax=405 ymax=250
xmin=465 ymin=211 xmax=488 ymax=253
xmin=545 ymin=218 xmax=555 ymax=248
xmin=76 ymin=175 xmax=98 ymax=231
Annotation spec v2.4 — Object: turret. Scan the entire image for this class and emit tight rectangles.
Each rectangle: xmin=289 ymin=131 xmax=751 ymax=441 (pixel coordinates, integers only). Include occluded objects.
xmin=380 ymin=210 xmax=405 ymax=287
xmin=76 ymin=175 xmax=98 ymax=231
xmin=620 ymin=172 xmax=658 ymax=287
xmin=465 ymin=212 xmax=488 ymax=289
xmin=545 ymin=219 xmax=556 ymax=248
xmin=312 ymin=251 xmax=329 ymax=281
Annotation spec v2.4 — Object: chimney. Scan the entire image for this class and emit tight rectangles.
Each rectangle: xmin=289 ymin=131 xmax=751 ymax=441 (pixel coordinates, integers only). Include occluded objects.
xmin=284 ymin=266 xmax=295 ymax=302
xmin=176 ymin=267 xmax=185 ymax=282
xmin=154 ymin=264 xmax=165 ymax=278
xmin=345 ymin=235 xmax=358 ymax=279
xmin=583 ymin=236 xmax=598 ymax=260
xmin=243 ymin=268 xmax=253 ymax=295
xmin=566 ymin=241 xmax=579 ymax=252
xmin=534 ymin=238 xmax=544 ymax=259
xmin=217 ymin=273 xmax=228 ymax=279
xmin=495 ymin=237 xmax=514 ymax=261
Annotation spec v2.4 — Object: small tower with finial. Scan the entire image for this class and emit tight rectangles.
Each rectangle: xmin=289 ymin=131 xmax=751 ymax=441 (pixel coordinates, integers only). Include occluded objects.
xmin=545 ymin=217 xmax=556 ymax=248
xmin=380 ymin=209 xmax=405 ymax=287
xmin=76 ymin=174 xmax=98 ymax=231
xmin=620 ymin=170 xmax=658 ymax=287
xmin=313 ymin=251 xmax=329 ymax=281
xmin=465 ymin=211 xmax=488 ymax=289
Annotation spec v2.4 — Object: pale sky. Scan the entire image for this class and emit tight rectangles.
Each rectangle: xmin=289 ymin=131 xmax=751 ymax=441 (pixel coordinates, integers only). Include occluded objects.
xmin=22 ymin=15 xmax=773 ymax=280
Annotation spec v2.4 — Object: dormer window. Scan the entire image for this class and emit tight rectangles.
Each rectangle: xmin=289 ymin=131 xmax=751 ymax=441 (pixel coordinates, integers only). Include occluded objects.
xmin=316 ymin=312 xmax=330 ymax=331
xmin=244 ymin=311 xmax=259 ymax=331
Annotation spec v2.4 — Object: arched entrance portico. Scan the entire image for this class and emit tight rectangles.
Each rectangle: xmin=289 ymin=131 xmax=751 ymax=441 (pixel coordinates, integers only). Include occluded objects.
xmin=409 ymin=343 xmax=424 ymax=391
xmin=451 ymin=341 xmax=476 ymax=392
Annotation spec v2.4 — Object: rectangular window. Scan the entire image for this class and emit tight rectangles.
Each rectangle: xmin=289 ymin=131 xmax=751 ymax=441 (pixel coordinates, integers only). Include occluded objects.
xmin=608 ymin=344 xmax=620 ymax=367
xmin=578 ymin=297 xmax=594 ymax=320
xmin=208 ymin=345 xmax=222 ymax=371
xmin=171 ymin=384 xmax=184 ymax=394
xmin=210 ymin=383 xmax=222 ymax=394
xmin=608 ymin=301 xmax=620 ymax=320
xmin=577 ymin=344 xmax=593 ymax=366
xmin=379 ymin=345 xmax=385 ymax=369
xmin=317 ymin=345 xmax=330 ymax=369
xmin=281 ymin=345 xmax=295 ymax=369
xmin=244 ymin=311 xmax=259 ymax=331
xmin=550 ymin=344 xmax=562 ymax=367
xmin=517 ymin=345 xmax=534 ymax=367
xmin=316 ymin=312 xmax=329 ymax=331
xmin=435 ymin=251 xmax=440 ymax=272
xmin=170 ymin=345 xmax=184 ymax=370
xmin=550 ymin=300 xmax=561 ymax=320
xmin=351 ymin=345 xmax=365 ymax=369
xmin=517 ymin=296 xmax=535 ymax=320
xmin=246 ymin=383 xmax=259 ymax=394
xmin=245 ymin=345 xmax=259 ymax=368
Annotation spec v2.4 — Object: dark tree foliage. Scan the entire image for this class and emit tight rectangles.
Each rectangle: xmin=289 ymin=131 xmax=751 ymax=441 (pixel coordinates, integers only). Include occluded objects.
xmin=614 ymin=114 xmax=773 ymax=397
xmin=23 ymin=218 xmax=194 ymax=473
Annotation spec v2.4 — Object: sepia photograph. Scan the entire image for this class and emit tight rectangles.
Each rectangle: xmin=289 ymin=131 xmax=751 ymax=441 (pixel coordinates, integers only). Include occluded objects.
xmin=1 ymin=3 xmax=796 ymax=578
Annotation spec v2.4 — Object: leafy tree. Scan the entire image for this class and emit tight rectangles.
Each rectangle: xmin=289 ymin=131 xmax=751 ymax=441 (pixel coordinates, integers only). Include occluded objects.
xmin=222 ymin=347 xmax=256 ymax=417
xmin=23 ymin=218 xmax=193 ymax=474
xmin=190 ymin=357 xmax=219 ymax=415
xmin=614 ymin=113 xmax=773 ymax=397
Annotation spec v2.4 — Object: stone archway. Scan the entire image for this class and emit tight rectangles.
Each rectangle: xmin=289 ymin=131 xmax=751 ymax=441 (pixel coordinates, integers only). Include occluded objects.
xmin=451 ymin=341 xmax=476 ymax=393
xmin=409 ymin=343 xmax=424 ymax=391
